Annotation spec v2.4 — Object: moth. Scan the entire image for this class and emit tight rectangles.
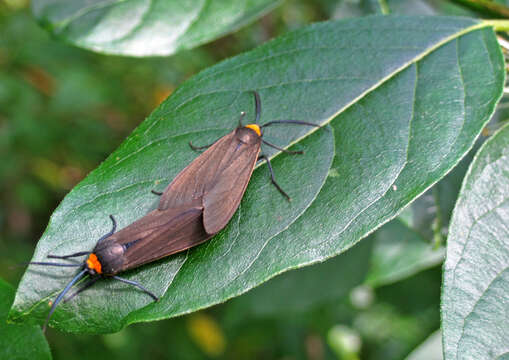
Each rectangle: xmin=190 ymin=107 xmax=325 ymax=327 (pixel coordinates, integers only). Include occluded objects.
xmin=29 ymin=91 xmax=319 ymax=331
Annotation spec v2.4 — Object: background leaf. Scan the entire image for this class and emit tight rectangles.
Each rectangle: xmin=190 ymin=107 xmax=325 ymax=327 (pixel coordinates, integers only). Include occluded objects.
xmin=365 ymin=219 xmax=444 ymax=287
xmin=10 ymin=16 xmax=504 ymax=333
xmin=398 ymin=147 xmax=474 ymax=244
xmin=405 ymin=330 xmax=442 ymax=360
xmin=31 ymin=0 xmax=280 ymax=56
xmin=442 ymin=122 xmax=509 ymax=360
xmin=0 ymin=278 xmax=51 ymax=360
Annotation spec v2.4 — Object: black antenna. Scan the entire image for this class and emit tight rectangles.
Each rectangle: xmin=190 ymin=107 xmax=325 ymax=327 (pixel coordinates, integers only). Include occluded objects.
xmin=252 ymin=91 xmax=261 ymax=124
xmin=43 ymin=269 xmax=88 ymax=332
xmin=27 ymin=262 xmax=82 ymax=267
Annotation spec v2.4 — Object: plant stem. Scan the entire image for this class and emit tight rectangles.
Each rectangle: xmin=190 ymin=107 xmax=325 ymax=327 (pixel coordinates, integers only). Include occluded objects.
xmin=484 ymin=19 xmax=509 ymax=31
xmin=377 ymin=0 xmax=390 ymax=15
xmin=451 ymin=0 xmax=509 ymax=18
xmin=431 ymin=187 xmax=444 ymax=249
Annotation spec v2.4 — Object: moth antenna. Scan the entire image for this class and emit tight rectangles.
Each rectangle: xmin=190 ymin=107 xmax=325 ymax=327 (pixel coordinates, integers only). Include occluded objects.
xmin=28 ymin=262 xmax=82 ymax=267
xmin=47 ymin=251 xmax=90 ymax=260
xmin=97 ymin=215 xmax=117 ymax=243
xmin=43 ymin=269 xmax=87 ymax=332
xmin=238 ymin=111 xmax=246 ymax=127
xmin=251 ymin=91 xmax=261 ymax=124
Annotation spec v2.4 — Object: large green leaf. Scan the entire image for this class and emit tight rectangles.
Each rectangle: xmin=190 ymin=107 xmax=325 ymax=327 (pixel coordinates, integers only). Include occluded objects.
xmin=442 ymin=122 xmax=509 ymax=360
xmin=32 ymin=0 xmax=280 ymax=56
xmin=224 ymin=238 xmax=373 ymax=318
xmin=10 ymin=16 xmax=504 ymax=333
xmin=0 ymin=279 xmax=51 ymax=360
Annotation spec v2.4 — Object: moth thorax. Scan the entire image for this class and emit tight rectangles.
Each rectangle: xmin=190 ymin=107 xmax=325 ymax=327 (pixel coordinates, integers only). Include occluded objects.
xmin=93 ymin=242 xmax=125 ymax=275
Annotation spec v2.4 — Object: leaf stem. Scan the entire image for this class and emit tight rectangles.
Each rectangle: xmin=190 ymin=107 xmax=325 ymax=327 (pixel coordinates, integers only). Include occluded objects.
xmin=377 ymin=0 xmax=390 ymax=15
xmin=484 ymin=19 xmax=509 ymax=31
xmin=431 ymin=187 xmax=444 ymax=249
xmin=452 ymin=0 xmax=509 ymax=18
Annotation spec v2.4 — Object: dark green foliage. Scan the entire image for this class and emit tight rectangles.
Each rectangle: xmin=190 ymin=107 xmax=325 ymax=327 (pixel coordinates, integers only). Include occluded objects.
xmin=10 ymin=15 xmax=505 ymax=335
xmin=0 ymin=278 xmax=51 ymax=360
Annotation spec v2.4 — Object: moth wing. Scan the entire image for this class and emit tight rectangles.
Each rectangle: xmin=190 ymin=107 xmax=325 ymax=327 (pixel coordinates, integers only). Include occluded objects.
xmin=202 ymin=141 xmax=260 ymax=235
xmin=106 ymin=205 xmax=209 ymax=271
xmin=158 ymin=131 xmax=238 ymax=210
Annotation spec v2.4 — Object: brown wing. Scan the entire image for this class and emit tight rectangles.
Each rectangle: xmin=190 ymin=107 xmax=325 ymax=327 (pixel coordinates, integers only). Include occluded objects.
xmin=202 ymin=131 xmax=261 ymax=235
xmin=158 ymin=130 xmax=238 ymax=210
xmin=100 ymin=205 xmax=210 ymax=273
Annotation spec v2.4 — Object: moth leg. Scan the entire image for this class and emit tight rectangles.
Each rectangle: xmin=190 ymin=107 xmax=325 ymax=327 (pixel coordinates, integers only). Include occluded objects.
xmin=97 ymin=215 xmax=117 ymax=243
xmin=189 ymin=140 xmax=215 ymax=151
xmin=151 ymin=190 xmax=163 ymax=196
xmin=64 ymin=277 xmax=100 ymax=303
xmin=262 ymin=140 xmax=303 ymax=155
xmin=258 ymin=154 xmax=291 ymax=202
xmin=261 ymin=119 xmax=321 ymax=128
xmin=112 ymin=276 xmax=159 ymax=301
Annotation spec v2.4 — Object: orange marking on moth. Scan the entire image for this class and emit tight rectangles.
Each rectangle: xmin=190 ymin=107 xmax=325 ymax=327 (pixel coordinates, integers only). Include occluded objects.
xmin=245 ymin=124 xmax=261 ymax=137
xmin=86 ymin=253 xmax=102 ymax=274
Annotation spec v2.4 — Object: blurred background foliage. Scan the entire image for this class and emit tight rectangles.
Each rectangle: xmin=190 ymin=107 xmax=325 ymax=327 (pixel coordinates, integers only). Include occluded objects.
xmin=1 ymin=0 xmax=508 ymax=359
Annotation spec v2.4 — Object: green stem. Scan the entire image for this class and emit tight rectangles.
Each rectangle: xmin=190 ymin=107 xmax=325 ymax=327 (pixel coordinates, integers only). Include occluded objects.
xmin=431 ymin=187 xmax=444 ymax=250
xmin=451 ymin=0 xmax=509 ymax=18
xmin=378 ymin=0 xmax=390 ymax=15
xmin=484 ymin=19 xmax=509 ymax=31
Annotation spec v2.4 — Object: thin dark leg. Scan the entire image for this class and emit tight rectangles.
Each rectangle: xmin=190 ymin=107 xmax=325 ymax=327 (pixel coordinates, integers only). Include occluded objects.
xmin=189 ymin=140 xmax=215 ymax=151
xmin=47 ymin=251 xmax=90 ymax=260
xmin=251 ymin=91 xmax=261 ymax=124
xmin=261 ymin=120 xmax=320 ymax=128
xmin=112 ymin=276 xmax=159 ymax=301
xmin=262 ymin=140 xmax=303 ymax=155
xmin=43 ymin=269 xmax=87 ymax=332
xmin=64 ymin=277 xmax=99 ymax=303
xmin=151 ymin=190 xmax=163 ymax=196
xmin=97 ymin=215 xmax=117 ymax=243
xmin=259 ymin=154 xmax=291 ymax=201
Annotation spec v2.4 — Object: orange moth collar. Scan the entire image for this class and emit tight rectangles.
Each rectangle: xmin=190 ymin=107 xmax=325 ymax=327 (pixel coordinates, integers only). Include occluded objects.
xmin=245 ymin=124 xmax=261 ymax=136
xmin=86 ymin=253 xmax=102 ymax=274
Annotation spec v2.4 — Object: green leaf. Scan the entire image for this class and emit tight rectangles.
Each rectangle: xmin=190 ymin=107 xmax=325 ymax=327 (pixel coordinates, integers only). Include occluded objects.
xmin=224 ymin=238 xmax=373 ymax=318
xmin=0 ymin=279 xmax=51 ymax=360
xmin=365 ymin=219 xmax=444 ymax=287
xmin=405 ymin=330 xmax=442 ymax=360
xmin=32 ymin=0 xmax=280 ymax=56
xmin=383 ymin=0 xmax=477 ymax=16
xmin=442 ymin=122 xmax=509 ymax=360
xmin=334 ymin=0 xmax=389 ymax=17
xmin=11 ymin=16 xmax=504 ymax=333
